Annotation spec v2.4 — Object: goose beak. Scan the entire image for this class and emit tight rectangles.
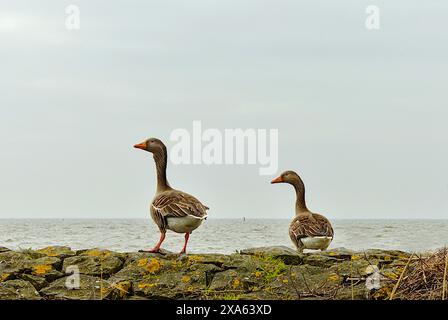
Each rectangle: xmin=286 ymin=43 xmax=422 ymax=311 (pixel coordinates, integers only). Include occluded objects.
xmin=271 ymin=176 xmax=283 ymax=184
xmin=133 ymin=142 xmax=146 ymax=150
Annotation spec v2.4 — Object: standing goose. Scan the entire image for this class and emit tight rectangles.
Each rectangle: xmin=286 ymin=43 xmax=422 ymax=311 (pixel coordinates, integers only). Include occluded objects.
xmin=134 ymin=138 xmax=209 ymax=255
xmin=271 ymin=170 xmax=334 ymax=253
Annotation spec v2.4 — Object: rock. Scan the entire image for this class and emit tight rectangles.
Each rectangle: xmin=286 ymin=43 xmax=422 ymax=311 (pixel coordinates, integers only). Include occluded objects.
xmin=186 ymin=254 xmax=233 ymax=268
xmin=336 ymin=285 xmax=369 ymax=300
xmin=107 ymin=254 xmax=167 ymax=294
xmin=301 ymin=253 xmax=344 ymax=268
xmin=63 ymin=251 xmax=124 ymax=278
xmin=40 ymin=274 xmax=110 ymax=300
xmin=238 ymin=291 xmax=282 ymax=300
xmin=36 ymin=246 xmax=76 ymax=259
xmin=102 ymin=280 xmax=132 ymax=300
xmin=123 ymin=251 xmax=171 ymax=267
xmin=0 ymin=247 xmax=419 ymax=300
xmin=30 ymin=256 xmax=62 ymax=270
xmin=0 ymin=279 xmax=41 ymax=300
xmin=17 ymin=249 xmax=46 ymax=259
xmin=208 ymin=269 xmax=248 ymax=291
xmin=0 ymin=251 xmax=34 ymax=265
xmin=126 ymin=295 xmax=149 ymax=300
xmin=76 ymin=248 xmax=126 ymax=259
xmin=112 ymin=254 xmax=224 ymax=299
xmin=363 ymin=249 xmax=411 ymax=266
xmin=331 ymin=260 xmax=371 ymax=278
xmin=26 ymin=256 xmax=64 ymax=282
xmin=0 ymin=251 xmax=64 ymax=283
xmin=18 ymin=274 xmax=49 ymax=290
xmin=0 ymin=273 xmax=14 ymax=282
xmin=240 ymin=246 xmax=302 ymax=265
xmin=0 ymin=251 xmax=34 ymax=279
xmin=320 ymin=248 xmax=355 ymax=260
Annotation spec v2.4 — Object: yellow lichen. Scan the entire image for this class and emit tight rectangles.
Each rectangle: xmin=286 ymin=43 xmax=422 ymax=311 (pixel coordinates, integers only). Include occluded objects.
xmin=112 ymin=281 xmax=131 ymax=298
xmin=138 ymin=283 xmax=156 ymax=289
xmin=187 ymin=286 xmax=194 ymax=292
xmin=34 ymin=264 xmax=52 ymax=275
xmin=137 ymin=258 xmax=148 ymax=267
xmin=254 ymin=271 xmax=262 ymax=278
xmin=100 ymin=287 xmax=109 ymax=296
xmin=328 ymin=273 xmax=340 ymax=282
xmin=0 ymin=273 xmax=10 ymax=282
xmin=182 ymin=275 xmax=191 ymax=283
xmin=86 ymin=250 xmax=110 ymax=258
xmin=351 ymin=255 xmax=361 ymax=261
xmin=37 ymin=247 xmax=58 ymax=257
xmin=145 ymin=258 xmax=161 ymax=274
xmin=282 ymin=279 xmax=289 ymax=284
xmin=186 ymin=255 xmax=204 ymax=265
xmin=232 ymin=278 xmax=241 ymax=289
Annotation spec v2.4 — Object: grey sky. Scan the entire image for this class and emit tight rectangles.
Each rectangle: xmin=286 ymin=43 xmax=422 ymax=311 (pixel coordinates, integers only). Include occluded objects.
xmin=1 ymin=1 xmax=447 ymax=219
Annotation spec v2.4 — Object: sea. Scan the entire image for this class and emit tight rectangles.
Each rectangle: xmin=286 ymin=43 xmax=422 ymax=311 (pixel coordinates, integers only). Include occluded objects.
xmin=0 ymin=219 xmax=447 ymax=254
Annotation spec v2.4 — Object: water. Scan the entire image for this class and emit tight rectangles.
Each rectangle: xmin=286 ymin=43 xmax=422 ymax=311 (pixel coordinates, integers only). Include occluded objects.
xmin=0 ymin=219 xmax=447 ymax=254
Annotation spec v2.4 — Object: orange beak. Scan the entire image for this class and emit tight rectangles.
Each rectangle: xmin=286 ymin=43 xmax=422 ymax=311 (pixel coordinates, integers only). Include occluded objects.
xmin=133 ymin=142 xmax=146 ymax=150
xmin=270 ymin=176 xmax=284 ymax=184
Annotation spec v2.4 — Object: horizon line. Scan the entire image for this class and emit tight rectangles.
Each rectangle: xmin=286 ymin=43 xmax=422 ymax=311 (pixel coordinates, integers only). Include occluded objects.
xmin=0 ymin=217 xmax=447 ymax=221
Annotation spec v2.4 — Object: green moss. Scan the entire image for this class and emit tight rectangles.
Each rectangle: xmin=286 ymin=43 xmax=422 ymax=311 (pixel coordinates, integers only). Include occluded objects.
xmin=256 ymin=255 xmax=287 ymax=282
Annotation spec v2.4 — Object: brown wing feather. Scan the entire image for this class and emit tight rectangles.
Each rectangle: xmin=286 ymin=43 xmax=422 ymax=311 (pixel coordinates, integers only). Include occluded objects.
xmin=152 ymin=190 xmax=209 ymax=220
xmin=289 ymin=213 xmax=334 ymax=240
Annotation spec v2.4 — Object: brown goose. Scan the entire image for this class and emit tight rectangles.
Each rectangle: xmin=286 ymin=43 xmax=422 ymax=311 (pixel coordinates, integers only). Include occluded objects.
xmin=134 ymin=138 xmax=209 ymax=255
xmin=271 ymin=170 xmax=334 ymax=253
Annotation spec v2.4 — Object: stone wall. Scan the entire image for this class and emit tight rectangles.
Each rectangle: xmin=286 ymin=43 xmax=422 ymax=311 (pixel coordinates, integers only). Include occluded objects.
xmin=0 ymin=246 xmax=413 ymax=300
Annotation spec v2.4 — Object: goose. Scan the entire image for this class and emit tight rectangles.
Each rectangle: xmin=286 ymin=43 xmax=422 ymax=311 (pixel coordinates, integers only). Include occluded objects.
xmin=271 ymin=170 xmax=334 ymax=253
xmin=134 ymin=138 xmax=209 ymax=255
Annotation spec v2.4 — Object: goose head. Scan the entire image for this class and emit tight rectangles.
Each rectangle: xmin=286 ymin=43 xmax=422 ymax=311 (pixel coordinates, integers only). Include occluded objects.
xmin=271 ymin=170 xmax=308 ymax=212
xmin=271 ymin=170 xmax=303 ymax=189
xmin=134 ymin=138 xmax=166 ymax=154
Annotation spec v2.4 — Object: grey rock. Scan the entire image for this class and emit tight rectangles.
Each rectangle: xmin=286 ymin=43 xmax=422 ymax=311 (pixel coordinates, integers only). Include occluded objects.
xmin=0 ymin=279 xmax=41 ymax=300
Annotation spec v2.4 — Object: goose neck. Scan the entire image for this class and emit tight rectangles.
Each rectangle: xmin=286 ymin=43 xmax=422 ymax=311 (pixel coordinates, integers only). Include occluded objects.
xmin=293 ymin=182 xmax=308 ymax=215
xmin=153 ymin=149 xmax=170 ymax=192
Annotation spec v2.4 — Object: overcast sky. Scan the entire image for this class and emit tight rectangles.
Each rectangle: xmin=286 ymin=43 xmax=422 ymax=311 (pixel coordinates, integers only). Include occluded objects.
xmin=1 ymin=1 xmax=447 ymax=219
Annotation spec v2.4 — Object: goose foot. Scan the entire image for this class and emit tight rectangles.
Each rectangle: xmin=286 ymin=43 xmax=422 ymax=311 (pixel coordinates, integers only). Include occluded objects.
xmin=139 ymin=249 xmax=162 ymax=254
xmin=139 ymin=232 xmax=166 ymax=254
xmin=178 ymin=233 xmax=190 ymax=257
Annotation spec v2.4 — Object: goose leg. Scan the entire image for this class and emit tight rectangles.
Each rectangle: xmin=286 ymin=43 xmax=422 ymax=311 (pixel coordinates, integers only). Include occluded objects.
xmin=179 ymin=232 xmax=190 ymax=255
xmin=140 ymin=232 xmax=166 ymax=253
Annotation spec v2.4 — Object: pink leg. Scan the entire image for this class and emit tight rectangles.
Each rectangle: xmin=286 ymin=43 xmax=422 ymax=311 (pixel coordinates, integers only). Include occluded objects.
xmin=179 ymin=233 xmax=190 ymax=255
xmin=141 ymin=232 xmax=166 ymax=253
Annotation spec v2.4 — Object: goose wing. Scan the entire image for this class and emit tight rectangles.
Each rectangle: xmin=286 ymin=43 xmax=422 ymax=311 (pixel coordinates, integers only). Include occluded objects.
xmin=152 ymin=190 xmax=209 ymax=220
xmin=289 ymin=213 xmax=334 ymax=239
